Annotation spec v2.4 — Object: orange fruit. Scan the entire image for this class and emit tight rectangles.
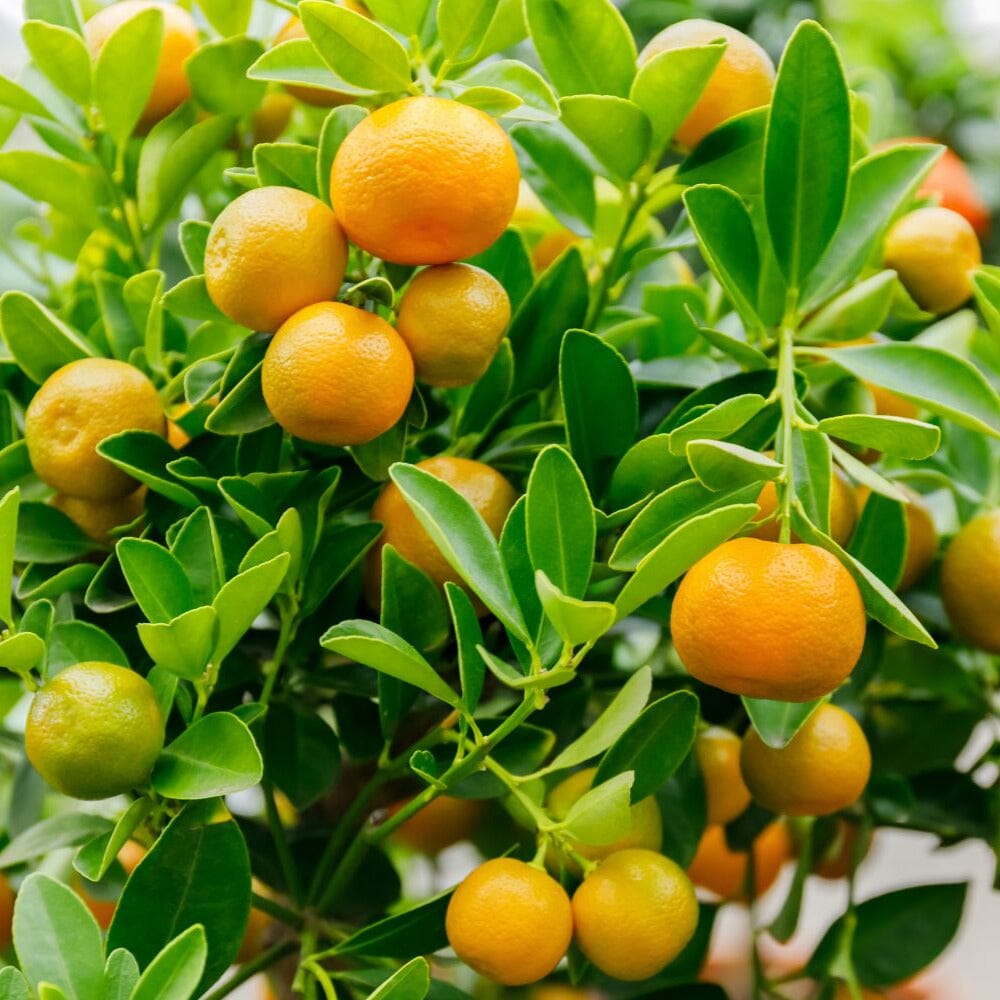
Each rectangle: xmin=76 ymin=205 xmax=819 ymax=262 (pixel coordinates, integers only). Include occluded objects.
xmin=331 ymin=96 xmax=520 ymax=265
xmin=26 ymin=359 xmax=166 ymax=501
xmin=395 ymin=264 xmax=511 ymax=388
xmin=531 ymin=987 xmax=602 ymax=1000
xmin=0 ymin=873 xmax=13 ymax=950
xmin=366 ymin=457 xmax=517 ymax=605
xmin=869 ymin=383 xmax=920 ymax=422
xmin=546 ymin=767 xmax=662 ymax=866
xmin=252 ymin=91 xmax=296 ymax=144
xmin=687 ymin=821 xmax=791 ymax=901
xmin=273 ymin=12 xmax=366 ymax=108
xmin=670 ymin=538 xmax=866 ymax=702
xmin=76 ymin=840 xmax=146 ymax=930
xmin=204 ymin=186 xmax=348 ymax=332
xmin=445 ymin=858 xmax=572 ymax=985
xmin=753 ymin=467 xmax=857 ymax=545
xmin=85 ymin=1 xmax=198 ymax=131
xmin=696 ymin=727 xmax=752 ymax=826
xmin=638 ymin=20 xmax=775 ymax=150
xmin=52 ymin=488 xmax=146 ymax=544
xmin=812 ymin=819 xmax=868 ymax=880
xmin=571 ymin=849 xmax=699 ymax=982
xmin=261 ymin=301 xmax=413 ymax=446
xmin=883 ymin=206 xmax=981 ymax=313
xmin=392 ymin=795 xmax=484 ymax=856
xmin=941 ymin=509 xmax=1000 ymax=652
xmin=26 ymin=662 xmax=165 ymax=801
xmin=740 ymin=704 xmax=871 ymax=816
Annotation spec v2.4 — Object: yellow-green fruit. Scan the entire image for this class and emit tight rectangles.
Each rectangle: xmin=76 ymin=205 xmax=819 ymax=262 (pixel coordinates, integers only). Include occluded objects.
xmin=940 ymin=509 xmax=1000 ymax=651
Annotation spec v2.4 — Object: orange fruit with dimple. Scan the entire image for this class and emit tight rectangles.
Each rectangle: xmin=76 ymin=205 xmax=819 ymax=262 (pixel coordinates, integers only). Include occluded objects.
xmin=941 ymin=509 xmax=1000 ymax=652
xmin=883 ymin=206 xmax=981 ymax=314
xmin=696 ymin=727 xmax=751 ymax=825
xmin=52 ymin=488 xmax=146 ymax=544
xmin=753 ymin=467 xmax=857 ymax=545
xmin=445 ymin=858 xmax=572 ymax=985
xmin=687 ymin=821 xmax=791 ymax=900
xmin=639 ymin=20 xmax=775 ymax=150
xmin=26 ymin=359 xmax=166 ymax=501
xmin=262 ymin=301 xmax=413 ymax=446
xmin=85 ymin=2 xmax=198 ymax=132
xmin=76 ymin=840 xmax=146 ymax=929
xmin=396 ymin=264 xmax=511 ymax=388
xmin=571 ymin=849 xmax=699 ymax=982
xmin=366 ymin=457 xmax=517 ymax=605
xmin=204 ymin=186 xmax=348 ymax=333
xmin=740 ymin=704 xmax=872 ymax=816
xmin=330 ymin=96 xmax=520 ymax=265
xmin=670 ymin=538 xmax=866 ymax=702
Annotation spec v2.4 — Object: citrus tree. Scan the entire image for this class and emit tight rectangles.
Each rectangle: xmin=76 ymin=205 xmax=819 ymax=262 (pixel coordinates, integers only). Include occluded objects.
xmin=0 ymin=1 xmax=997 ymax=999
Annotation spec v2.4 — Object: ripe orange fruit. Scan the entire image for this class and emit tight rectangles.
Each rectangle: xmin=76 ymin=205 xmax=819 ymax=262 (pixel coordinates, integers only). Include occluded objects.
xmin=546 ymin=767 xmax=662 ymax=866
xmin=76 ymin=840 xmax=146 ymax=929
xmin=26 ymin=359 xmax=166 ymax=501
xmin=204 ymin=186 xmax=348 ymax=333
xmin=869 ymin=383 xmax=920 ymax=422
xmin=883 ymin=206 xmax=981 ymax=313
xmin=273 ymin=12 xmax=366 ymax=108
xmin=696 ymin=727 xmax=751 ymax=825
xmin=753 ymin=467 xmax=857 ymax=545
xmin=571 ymin=849 xmax=699 ymax=982
xmin=941 ymin=509 xmax=1000 ymax=652
xmin=0 ymin=873 xmax=13 ymax=950
xmin=812 ymin=819 xmax=869 ymax=880
xmin=25 ymin=662 xmax=165 ymax=800
xmin=687 ymin=821 xmax=791 ymax=901
xmin=261 ymin=301 xmax=413 ymax=446
xmin=366 ymin=456 xmax=517 ymax=604
xmin=85 ymin=1 xmax=198 ymax=132
xmin=531 ymin=987 xmax=602 ymax=1000
xmin=52 ymin=488 xmax=146 ymax=545
xmin=740 ymin=704 xmax=871 ymax=816
xmin=638 ymin=20 xmax=775 ymax=150
xmin=331 ymin=96 xmax=520 ymax=265
xmin=445 ymin=858 xmax=573 ymax=985
xmin=670 ymin=538 xmax=866 ymax=702
xmin=395 ymin=264 xmax=511 ymax=388
xmin=392 ymin=795 xmax=484 ymax=856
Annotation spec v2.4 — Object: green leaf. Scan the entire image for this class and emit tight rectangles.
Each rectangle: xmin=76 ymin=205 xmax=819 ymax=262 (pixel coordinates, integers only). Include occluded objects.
xmin=204 ymin=362 xmax=275 ymax=435
xmin=47 ymin=621 xmax=128 ymax=675
xmin=117 ymin=538 xmax=195 ymax=624
xmin=380 ymin=546 xmax=449 ymax=653
xmin=614 ymin=503 xmax=758 ymax=619
xmin=301 ymin=520 xmax=380 ymax=617
xmin=0 ymin=487 xmax=18 ymax=627
xmin=0 ymin=813 xmax=112 ymax=867
xmin=13 ymin=873 xmax=104 ymax=1000
xmin=388 ymin=464 xmax=527 ymax=641
xmin=24 ymin=0 xmax=82 ymax=33
xmin=743 ymin=698 xmax=822 ymax=749
xmin=683 ymin=185 xmax=761 ymax=327
xmin=558 ymin=95 xmax=650 ymax=182
xmin=187 ymin=37 xmax=265 ymax=115
xmin=543 ymin=667 xmax=651 ymax=775
xmin=196 ymin=0 xmax=252 ymax=37
xmin=109 ymin=805 xmax=251 ymax=996
xmin=445 ymin=584 xmax=485 ymax=713
xmin=211 ymin=553 xmax=291 ymax=661
xmin=562 ymin=771 xmax=633 ymax=845
xmin=365 ymin=0 xmax=432 ymax=36
xmin=524 ymin=0 xmax=636 ymax=98
xmin=561 ymin=330 xmax=637 ymax=498
xmin=799 ymin=270 xmax=898 ymax=343
xmin=299 ymin=0 xmax=412 ymax=92
xmin=817 ymin=414 xmax=940 ymax=460
xmin=321 ymin=620 xmax=461 ymax=707
xmin=0 ymin=291 xmax=94 ymax=384
xmin=254 ymin=142 xmax=320 ymax=196
xmin=317 ymin=105 xmax=367 ymax=204
xmin=334 ymin=891 xmax=452 ymax=959
xmin=972 ymin=270 xmax=1000 ymax=341
xmin=0 ymin=632 xmax=45 ymax=677
xmin=74 ymin=798 xmax=151 ymax=883
xmin=247 ymin=38 xmax=364 ymax=97
xmin=630 ymin=43 xmax=725 ymax=155
xmin=0 ymin=968 xmax=29 ymax=1000
xmin=0 ymin=72 xmax=54 ymax=119
xmin=365 ymin=958 xmax=429 ymax=1000
xmin=262 ymin=702 xmax=341 ymax=810
xmin=687 ymin=440 xmax=782 ymax=490
xmin=137 ymin=606 xmax=218 ymax=680
xmin=16 ymin=504 xmax=93 ymax=564
xmin=98 ymin=432 xmax=201 ymax=509
xmin=131 ymin=925 xmax=207 ymax=1000
xmin=764 ymin=20 xmax=851 ymax=290
xmin=0 ymin=152 xmax=101 ymax=229
xmin=92 ymin=5 xmax=163 ymax=144
xmin=816 ymin=342 xmax=1000 ymax=438
xmin=535 ymin=571 xmax=616 ymax=646
xmin=807 ymin=883 xmax=967 ymax=987
xmin=668 ymin=394 xmax=768 ymax=455
xmin=102 ymin=950 xmax=140 ymax=1000
xmin=163 ymin=275 xmax=228 ymax=323
xmin=594 ymin=691 xmax=699 ymax=801
xmin=676 ymin=106 xmax=768 ymax=195
xmin=153 ymin=713 xmax=263 ymax=800
xmin=459 ymin=59 xmax=558 ymax=121
xmin=438 ymin=0 xmax=500 ymax=62
xmin=525 ymin=446 xmax=594 ymax=599
xmin=848 ymin=489 xmax=907 ymax=589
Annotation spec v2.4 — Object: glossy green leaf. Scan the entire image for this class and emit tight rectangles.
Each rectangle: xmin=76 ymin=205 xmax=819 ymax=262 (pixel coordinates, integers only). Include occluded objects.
xmin=0 ymin=487 xmax=18 ymax=627
xmin=365 ymin=0 xmax=432 ymax=35
xmin=211 ymin=553 xmax=290 ymax=661
xmin=73 ymin=797 xmax=152 ymax=883
xmin=365 ymin=957 xmax=429 ymax=1000
xmin=247 ymin=38 xmax=365 ymax=97
xmin=13 ymin=29 xmax=82 ymax=107
xmin=535 ymin=571 xmax=616 ymax=646
xmin=0 ymin=968 xmax=29 ymax=1000
xmin=743 ymin=697 xmax=823 ymax=749
xmin=559 ymin=95 xmax=650 ymax=181
xmin=262 ymin=702 xmax=341 ymax=810
xmin=254 ymin=142 xmax=320 ymax=196
xmin=334 ymin=890 xmax=452 ymax=959
xmin=117 ymin=538 xmax=195 ymax=624
xmin=0 ymin=813 xmax=112 ymax=867
xmin=131 ymin=925 xmax=207 ymax=1000
xmin=102 ymin=950 xmax=140 ymax=1000
xmin=687 ymin=440 xmax=782 ymax=490
xmin=848 ymin=489 xmax=908 ymax=589
xmin=669 ymin=394 xmax=768 ymax=455
xmin=97 ymin=431 xmax=201 ymax=508
xmin=187 ymin=37 xmax=265 ymax=115
xmin=799 ymin=270 xmax=898 ymax=342
xmin=562 ymin=771 xmax=633 ymax=845
xmin=137 ymin=606 xmax=218 ymax=680
xmin=818 ymin=414 xmax=940 ymax=459
xmin=317 ymin=105 xmax=367 ymax=203
xmin=196 ymin=0 xmax=252 ymax=37
xmin=0 ymin=291 xmax=95 ymax=384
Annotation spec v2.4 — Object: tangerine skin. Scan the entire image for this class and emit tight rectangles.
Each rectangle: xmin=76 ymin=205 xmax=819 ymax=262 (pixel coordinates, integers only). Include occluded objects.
xmin=204 ymin=186 xmax=348 ymax=333
xmin=670 ymin=538 xmax=866 ymax=702
xmin=696 ymin=727 xmax=752 ymax=825
xmin=330 ymin=96 xmax=520 ymax=265
xmin=687 ymin=821 xmax=791 ymax=901
xmin=445 ymin=858 xmax=572 ymax=986
xmin=261 ymin=301 xmax=414 ymax=447
xmin=941 ymin=509 xmax=1000 ymax=652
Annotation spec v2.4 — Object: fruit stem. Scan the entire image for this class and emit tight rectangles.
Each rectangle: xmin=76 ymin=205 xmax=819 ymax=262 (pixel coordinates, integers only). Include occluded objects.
xmin=776 ymin=323 xmax=798 ymax=544
xmin=585 ymin=183 xmax=647 ymax=330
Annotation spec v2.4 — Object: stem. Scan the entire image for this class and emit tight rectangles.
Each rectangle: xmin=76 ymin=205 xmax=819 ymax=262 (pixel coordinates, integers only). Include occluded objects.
xmin=261 ymin=599 xmax=299 ymax=707
xmin=584 ymin=184 xmax=646 ymax=329
xmin=201 ymin=941 xmax=297 ymax=1000
xmin=483 ymin=756 xmax=554 ymax=831
xmin=776 ymin=324 xmax=798 ymax=544
xmin=264 ymin=780 xmax=304 ymax=907
xmin=252 ymin=891 xmax=304 ymax=930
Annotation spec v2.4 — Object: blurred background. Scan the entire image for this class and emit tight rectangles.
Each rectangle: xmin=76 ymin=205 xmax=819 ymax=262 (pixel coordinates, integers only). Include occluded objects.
xmin=1 ymin=1 xmax=999 ymax=996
